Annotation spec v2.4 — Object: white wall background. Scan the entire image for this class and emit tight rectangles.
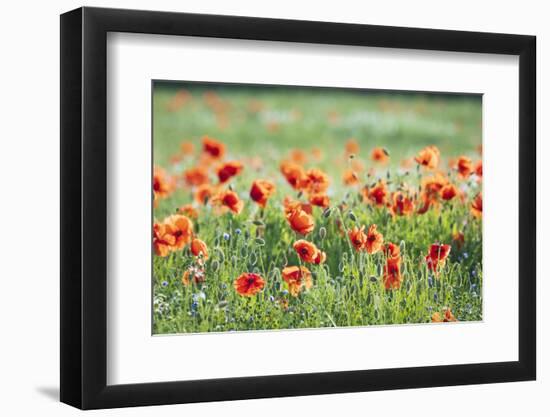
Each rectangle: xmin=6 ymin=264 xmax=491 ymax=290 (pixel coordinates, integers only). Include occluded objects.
xmin=0 ymin=0 xmax=545 ymax=415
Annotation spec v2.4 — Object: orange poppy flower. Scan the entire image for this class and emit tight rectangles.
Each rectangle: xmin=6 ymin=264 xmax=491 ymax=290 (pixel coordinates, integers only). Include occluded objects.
xmin=432 ymin=308 xmax=458 ymax=322
xmin=183 ymin=166 xmax=209 ymax=187
xmin=250 ymin=179 xmax=276 ymax=208
xmin=286 ymin=207 xmax=315 ymax=235
xmin=371 ymin=147 xmax=389 ymax=164
xmin=293 ymin=240 xmax=326 ymax=264
xmin=178 ymin=204 xmax=199 ymax=219
xmin=211 ymin=189 xmax=244 ymax=214
xmin=418 ymin=173 xmax=448 ymax=213
xmin=166 ymin=89 xmax=192 ymax=112
xmin=474 ymin=160 xmax=483 ymax=178
xmin=366 ymin=180 xmax=389 ymax=207
xmin=389 ymin=191 xmax=415 ymax=216
xmin=217 ymin=161 xmax=244 ymax=183
xmin=345 ymin=138 xmax=360 ymax=155
xmin=308 ymin=193 xmax=330 ymax=208
xmin=202 ymin=135 xmax=225 ymax=159
xmin=440 ymin=183 xmax=459 ymax=201
xmin=415 ymin=145 xmax=440 ymax=169
xmin=195 ymin=183 xmax=214 ymax=205
xmin=425 ymin=243 xmax=451 ymax=274
xmin=233 ymin=272 xmax=265 ymax=296
xmin=153 ymin=166 xmax=174 ymax=200
xmin=348 ymin=225 xmax=368 ymax=252
xmin=382 ymin=242 xmax=402 ymax=290
xmin=180 ymin=141 xmax=195 ymax=155
xmin=281 ymin=266 xmax=312 ymax=296
xmin=190 ymin=238 xmax=208 ymax=259
xmin=342 ymin=169 xmax=360 ymax=186
xmin=471 ymin=193 xmax=482 ymax=218
xmin=164 ymin=214 xmax=194 ymax=250
xmin=153 ymin=222 xmax=176 ymax=257
xmin=311 ymin=147 xmax=323 ymax=161
xmin=456 ymin=156 xmax=472 ymax=179
xmin=305 ymin=168 xmax=330 ymax=194
xmin=290 ymin=149 xmax=308 ymax=165
xmin=365 ymin=224 xmax=384 ymax=254
xmin=383 ymin=257 xmax=402 ymax=290
xmin=280 ymin=161 xmax=307 ymax=190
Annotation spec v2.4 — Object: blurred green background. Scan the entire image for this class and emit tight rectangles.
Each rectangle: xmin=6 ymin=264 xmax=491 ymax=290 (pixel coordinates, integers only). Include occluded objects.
xmin=153 ymin=81 xmax=481 ymax=170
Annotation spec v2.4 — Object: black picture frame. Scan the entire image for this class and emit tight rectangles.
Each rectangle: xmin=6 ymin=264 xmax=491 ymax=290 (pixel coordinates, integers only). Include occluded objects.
xmin=60 ymin=6 xmax=536 ymax=410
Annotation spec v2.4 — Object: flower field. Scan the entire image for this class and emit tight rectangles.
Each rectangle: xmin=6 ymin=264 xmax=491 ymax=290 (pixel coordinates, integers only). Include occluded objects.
xmin=152 ymin=82 xmax=483 ymax=334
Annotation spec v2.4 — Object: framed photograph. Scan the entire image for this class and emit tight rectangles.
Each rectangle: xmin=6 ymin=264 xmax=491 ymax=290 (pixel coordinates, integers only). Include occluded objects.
xmin=60 ymin=6 xmax=536 ymax=409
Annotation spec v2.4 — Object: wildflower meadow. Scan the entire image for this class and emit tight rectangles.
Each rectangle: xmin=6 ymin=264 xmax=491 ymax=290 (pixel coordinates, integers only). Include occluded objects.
xmin=152 ymin=82 xmax=483 ymax=334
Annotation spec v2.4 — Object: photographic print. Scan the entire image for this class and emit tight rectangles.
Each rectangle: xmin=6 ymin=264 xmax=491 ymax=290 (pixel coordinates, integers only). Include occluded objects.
xmin=152 ymin=81 xmax=482 ymax=334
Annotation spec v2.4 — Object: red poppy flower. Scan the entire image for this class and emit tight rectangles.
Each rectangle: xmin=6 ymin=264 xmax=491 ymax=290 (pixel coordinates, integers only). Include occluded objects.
xmin=233 ymin=273 xmax=265 ymax=296
xmin=425 ymin=243 xmax=451 ymax=275
xmin=389 ymin=191 xmax=415 ymax=216
xmin=183 ymin=166 xmax=209 ymax=186
xmin=305 ymin=168 xmax=330 ymax=195
xmin=280 ymin=161 xmax=307 ymax=190
xmin=456 ymin=156 xmax=473 ymax=179
xmin=293 ymin=240 xmax=326 ymax=264
xmin=212 ymin=189 xmax=244 ymax=214
xmin=250 ymin=179 xmax=276 ymax=208
xmin=202 ymin=135 xmax=226 ymax=159
xmin=308 ymin=193 xmax=330 ymax=208
xmin=366 ymin=181 xmax=388 ymax=206
xmin=471 ymin=193 xmax=482 ymax=218
xmin=440 ymin=183 xmax=458 ymax=201
xmin=217 ymin=161 xmax=244 ymax=183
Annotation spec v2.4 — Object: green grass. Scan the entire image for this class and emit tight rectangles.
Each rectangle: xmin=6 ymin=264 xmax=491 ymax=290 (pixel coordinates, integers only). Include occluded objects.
xmin=152 ymin=82 xmax=482 ymax=334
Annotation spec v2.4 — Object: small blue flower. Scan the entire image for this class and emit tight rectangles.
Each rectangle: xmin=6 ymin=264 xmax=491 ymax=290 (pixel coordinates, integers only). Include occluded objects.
xmin=190 ymin=300 xmax=199 ymax=316
xmin=463 ymin=252 xmax=469 ymax=259
xmin=269 ymin=295 xmax=275 ymax=302
xmin=235 ymin=228 xmax=242 ymax=235
xmin=161 ymin=281 xmax=168 ymax=287
xmin=433 ymin=293 xmax=438 ymax=301
xmin=428 ymin=276 xmax=434 ymax=287
xmin=282 ymin=289 xmax=289 ymax=296
xmin=223 ymin=233 xmax=230 ymax=241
